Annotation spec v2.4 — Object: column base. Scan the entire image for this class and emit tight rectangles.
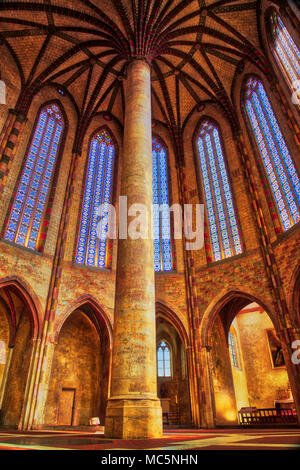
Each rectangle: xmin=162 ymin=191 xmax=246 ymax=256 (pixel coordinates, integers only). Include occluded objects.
xmin=105 ymin=397 xmax=162 ymax=439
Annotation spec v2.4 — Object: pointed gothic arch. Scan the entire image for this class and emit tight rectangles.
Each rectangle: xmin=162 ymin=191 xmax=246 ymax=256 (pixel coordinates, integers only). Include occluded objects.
xmin=0 ymin=276 xmax=42 ymax=428
xmin=46 ymin=295 xmax=112 ymax=427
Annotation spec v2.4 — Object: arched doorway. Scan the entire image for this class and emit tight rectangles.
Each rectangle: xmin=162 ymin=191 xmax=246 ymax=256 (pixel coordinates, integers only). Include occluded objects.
xmin=292 ymin=266 xmax=300 ymax=328
xmin=0 ymin=280 xmax=40 ymax=428
xmin=156 ymin=303 xmax=191 ymax=426
xmin=44 ymin=300 xmax=111 ymax=427
xmin=205 ymin=293 xmax=296 ymax=426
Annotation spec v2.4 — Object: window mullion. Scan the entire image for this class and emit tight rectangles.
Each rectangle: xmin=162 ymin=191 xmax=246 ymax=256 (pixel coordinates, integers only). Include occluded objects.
xmin=274 ymin=38 xmax=298 ymax=85
xmin=85 ymin=139 xmax=100 ymax=266
xmin=250 ymin=94 xmax=292 ymax=228
xmin=152 ymin=148 xmax=161 ymax=271
xmin=258 ymin=87 xmax=300 ymax=211
xmin=271 ymin=13 xmax=300 ymax=106
xmin=157 ymin=148 xmax=164 ymax=272
xmin=78 ymin=139 xmax=97 ymax=266
xmin=94 ymin=141 xmax=106 ymax=267
xmin=263 ymin=98 xmax=300 ymax=217
xmin=211 ymin=130 xmax=234 ymax=257
xmin=203 ymin=134 xmax=225 ymax=260
xmin=160 ymin=147 xmax=172 ymax=272
xmin=98 ymin=144 xmax=114 ymax=269
xmin=96 ymin=143 xmax=108 ymax=268
xmin=15 ymin=112 xmax=50 ymax=245
xmin=27 ymin=117 xmax=59 ymax=248
xmin=280 ymin=21 xmax=300 ymax=68
xmin=199 ymin=135 xmax=222 ymax=261
xmin=256 ymin=90 xmax=297 ymax=225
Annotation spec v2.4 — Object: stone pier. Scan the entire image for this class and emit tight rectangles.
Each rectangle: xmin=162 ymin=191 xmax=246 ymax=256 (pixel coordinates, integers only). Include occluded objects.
xmin=104 ymin=59 xmax=162 ymax=439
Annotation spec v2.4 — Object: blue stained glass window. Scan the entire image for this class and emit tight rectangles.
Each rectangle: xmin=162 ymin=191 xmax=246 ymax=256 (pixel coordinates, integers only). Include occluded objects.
xmin=269 ymin=11 xmax=300 ymax=104
xmin=157 ymin=341 xmax=171 ymax=377
xmin=76 ymin=129 xmax=114 ymax=269
xmin=4 ymin=103 xmax=64 ymax=250
xmin=197 ymin=121 xmax=243 ymax=262
xmin=245 ymin=77 xmax=300 ymax=231
xmin=152 ymin=137 xmax=173 ymax=272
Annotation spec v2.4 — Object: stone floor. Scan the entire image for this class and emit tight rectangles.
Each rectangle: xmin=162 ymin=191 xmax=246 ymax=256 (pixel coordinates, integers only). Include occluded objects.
xmin=0 ymin=428 xmax=299 ymax=450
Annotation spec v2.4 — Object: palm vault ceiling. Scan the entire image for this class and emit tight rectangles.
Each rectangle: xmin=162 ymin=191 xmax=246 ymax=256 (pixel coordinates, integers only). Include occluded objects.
xmin=0 ymin=0 xmax=273 ymax=150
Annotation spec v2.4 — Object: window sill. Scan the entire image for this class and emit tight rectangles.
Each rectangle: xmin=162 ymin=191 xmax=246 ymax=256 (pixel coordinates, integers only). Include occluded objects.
xmin=0 ymin=238 xmax=44 ymax=257
xmin=207 ymin=251 xmax=246 ymax=268
xmin=72 ymin=262 xmax=112 ymax=274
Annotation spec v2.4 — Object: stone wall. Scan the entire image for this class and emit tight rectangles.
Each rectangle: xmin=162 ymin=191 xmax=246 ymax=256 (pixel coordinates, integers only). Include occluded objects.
xmin=236 ymin=308 xmax=290 ymax=409
xmin=0 ymin=309 xmax=32 ymax=427
xmin=44 ymin=310 xmax=102 ymax=426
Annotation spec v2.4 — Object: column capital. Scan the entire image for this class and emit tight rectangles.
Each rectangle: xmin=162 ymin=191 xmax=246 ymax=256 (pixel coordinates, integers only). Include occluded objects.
xmin=8 ymin=108 xmax=27 ymax=123
xmin=126 ymin=56 xmax=152 ymax=73
xmin=48 ymin=334 xmax=58 ymax=346
xmin=71 ymin=148 xmax=82 ymax=157
xmin=29 ymin=337 xmax=42 ymax=347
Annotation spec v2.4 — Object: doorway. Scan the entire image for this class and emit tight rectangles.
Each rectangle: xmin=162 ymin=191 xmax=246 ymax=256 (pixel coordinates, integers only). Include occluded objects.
xmin=209 ymin=300 xmax=294 ymax=425
xmin=58 ymin=388 xmax=76 ymax=426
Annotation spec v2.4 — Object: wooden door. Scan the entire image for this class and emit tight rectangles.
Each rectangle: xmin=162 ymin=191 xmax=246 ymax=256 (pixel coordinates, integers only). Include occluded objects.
xmin=58 ymin=388 xmax=75 ymax=425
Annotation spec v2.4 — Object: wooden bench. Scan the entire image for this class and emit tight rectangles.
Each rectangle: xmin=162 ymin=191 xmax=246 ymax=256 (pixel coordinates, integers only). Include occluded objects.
xmin=238 ymin=407 xmax=297 ymax=426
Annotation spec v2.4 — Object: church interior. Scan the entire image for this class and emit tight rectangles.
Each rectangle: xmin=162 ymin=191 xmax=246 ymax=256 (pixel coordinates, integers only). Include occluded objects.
xmin=0 ymin=0 xmax=299 ymax=450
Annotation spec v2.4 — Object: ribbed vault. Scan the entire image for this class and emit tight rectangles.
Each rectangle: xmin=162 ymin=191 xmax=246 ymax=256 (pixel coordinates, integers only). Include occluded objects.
xmin=0 ymin=0 xmax=272 ymax=154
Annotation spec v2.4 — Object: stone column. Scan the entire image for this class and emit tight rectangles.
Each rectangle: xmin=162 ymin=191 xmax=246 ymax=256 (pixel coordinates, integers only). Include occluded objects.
xmin=0 ymin=109 xmax=17 ymax=154
xmin=279 ymin=328 xmax=300 ymax=425
xmin=0 ymin=110 xmax=27 ymax=197
xmin=199 ymin=345 xmax=215 ymax=428
xmin=0 ymin=347 xmax=13 ymax=409
xmin=31 ymin=336 xmax=57 ymax=429
xmin=105 ymin=59 xmax=162 ymax=439
xmin=18 ymin=338 xmax=41 ymax=430
xmin=29 ymin=148 xmax=81 ymax=429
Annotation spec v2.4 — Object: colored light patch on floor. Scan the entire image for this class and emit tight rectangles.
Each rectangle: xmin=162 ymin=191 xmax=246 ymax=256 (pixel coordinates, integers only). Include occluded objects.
xmin=0 ymin=429 xmax=299 ymax=451
xmin=239 ymin=435 xmax=300 ymax=445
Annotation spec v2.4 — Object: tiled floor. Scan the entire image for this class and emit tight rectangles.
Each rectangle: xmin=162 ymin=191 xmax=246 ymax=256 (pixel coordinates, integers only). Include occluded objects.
xmin=0 ymin=428 xmax=299 ymax=450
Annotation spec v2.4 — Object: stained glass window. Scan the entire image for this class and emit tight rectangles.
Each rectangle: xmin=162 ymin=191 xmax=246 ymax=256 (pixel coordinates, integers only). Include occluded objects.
xmin=75 ymin=129 xmax=114 ymax=269
xmin=228 ymin=329 xmax=240 ymax=369
xmin=244 ymin=77 xmax=300 ymax=231
xmin=157 ymin=341 xmax=171 ymax=377
xmin=197 ymin=121 xmax=243 ymax=262
xmin=4 ymin=103 xmax=64 ymax=250
xmin=269 ymin=11 xmax=300 ymax=105
xmin=152 ymin=137 xmax=173 ymax=272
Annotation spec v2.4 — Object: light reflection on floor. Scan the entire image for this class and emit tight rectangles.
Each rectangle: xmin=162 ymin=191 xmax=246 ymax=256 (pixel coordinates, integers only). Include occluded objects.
xmin=0 ymin=428 xmax=299 ymax=450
